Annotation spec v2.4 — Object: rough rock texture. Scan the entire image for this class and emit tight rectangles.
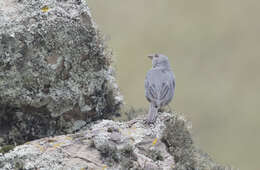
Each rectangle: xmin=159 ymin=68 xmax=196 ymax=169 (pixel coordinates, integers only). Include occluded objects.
xmin=0 ymin=0 xmax=122 ymax=145
xmin=0 ymin=112 xmax=228 ymax=170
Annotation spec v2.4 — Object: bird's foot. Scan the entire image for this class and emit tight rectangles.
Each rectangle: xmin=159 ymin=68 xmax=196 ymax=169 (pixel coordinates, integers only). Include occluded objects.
xmin=145 ymin=116 xmax=157 ymax=125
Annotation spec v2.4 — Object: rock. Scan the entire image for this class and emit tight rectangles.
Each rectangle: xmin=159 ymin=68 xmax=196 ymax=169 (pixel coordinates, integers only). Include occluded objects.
xmin=0 ymin=112 xmax=228 ymax=170
xmin=0 ymin=138 xmax=4 ymax=145
xmin=0 ymin=0 xmax=122 ymax=145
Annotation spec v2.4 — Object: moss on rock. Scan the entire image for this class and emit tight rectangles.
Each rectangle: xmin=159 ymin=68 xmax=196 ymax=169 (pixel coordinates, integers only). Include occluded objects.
xmin=0 ymin=145 xmax=15 ymax=154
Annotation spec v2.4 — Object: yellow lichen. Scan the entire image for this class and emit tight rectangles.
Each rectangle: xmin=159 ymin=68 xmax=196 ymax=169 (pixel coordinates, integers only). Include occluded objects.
xmin=152 ymin=138 xmax=158 ymax=146
xmin=41 ymin=6 xmax=49 ymax=13
xmin=53 ymin=143 xmax=64 ymax=148
xmin=131 ymin=126 xmax=136 ymax=130
xmin=65 ymin=136 xmax=73 ymax=140
xmin=35 ymin=144 xmax=45 ymax=152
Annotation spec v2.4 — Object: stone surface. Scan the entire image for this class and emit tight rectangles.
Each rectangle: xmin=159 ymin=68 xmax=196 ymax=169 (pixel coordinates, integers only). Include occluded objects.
xmin=0 ymin=112 xmax=228 ymax=170
xmin=0 ymin=0 xmax=122 ymax=146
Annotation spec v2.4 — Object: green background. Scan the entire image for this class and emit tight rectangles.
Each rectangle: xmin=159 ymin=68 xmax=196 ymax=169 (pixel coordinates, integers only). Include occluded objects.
xmin=88 ymin=0 xmax=260 ymax=169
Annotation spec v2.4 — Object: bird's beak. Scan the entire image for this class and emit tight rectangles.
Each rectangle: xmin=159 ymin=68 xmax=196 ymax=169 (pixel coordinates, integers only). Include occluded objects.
xmin=147 ymin=54 xmax=153 ymax=59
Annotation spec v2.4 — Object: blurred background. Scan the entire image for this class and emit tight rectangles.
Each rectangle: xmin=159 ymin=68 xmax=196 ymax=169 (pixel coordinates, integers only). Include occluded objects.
xmin=87 ymin=0 xmax=260 ymax=169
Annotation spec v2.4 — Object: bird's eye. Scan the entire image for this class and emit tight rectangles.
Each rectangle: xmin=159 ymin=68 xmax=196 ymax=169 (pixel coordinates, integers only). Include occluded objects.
xmin=154 ymin=54 xmax=159 ymax=58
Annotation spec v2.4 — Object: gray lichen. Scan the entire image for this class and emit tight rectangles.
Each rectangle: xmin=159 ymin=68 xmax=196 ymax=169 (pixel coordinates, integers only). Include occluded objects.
xmin=0 ymin=0 xmax=122 ymax=146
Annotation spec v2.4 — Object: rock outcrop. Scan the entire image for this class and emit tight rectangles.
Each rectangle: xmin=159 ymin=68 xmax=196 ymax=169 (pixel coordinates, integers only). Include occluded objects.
xmin=0 ymin=0 xmax=122 ymax=146
xmin=0 ymin=112 xmax=227 ymax=170
xmin=0 ymin=1 xmax=232 ymax=169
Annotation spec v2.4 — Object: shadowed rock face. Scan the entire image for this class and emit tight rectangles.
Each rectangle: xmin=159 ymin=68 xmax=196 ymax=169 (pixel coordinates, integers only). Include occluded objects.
xmin=0 ymin=112 xmax=228 ymax=170
xmin=0 ymin=0 xmax=122 ymax=145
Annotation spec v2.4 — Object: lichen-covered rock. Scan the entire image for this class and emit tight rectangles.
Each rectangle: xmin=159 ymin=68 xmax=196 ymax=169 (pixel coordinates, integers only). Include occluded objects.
xmin=0 ymin=112 xmax=228 ymax=170
xmin=0 ymin=0 xmax=122 ymax=146
xmin=161 ymin=114 xmax=227 ymax=170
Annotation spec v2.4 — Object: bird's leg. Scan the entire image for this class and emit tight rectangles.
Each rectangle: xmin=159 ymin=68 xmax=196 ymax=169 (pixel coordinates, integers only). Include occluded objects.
xmin=158 ymin=106 xmax=164 ymax=113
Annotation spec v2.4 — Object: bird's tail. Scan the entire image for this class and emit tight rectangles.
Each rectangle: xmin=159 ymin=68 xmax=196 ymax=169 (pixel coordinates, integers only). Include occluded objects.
xmin=147 ymin=103 xmax=158 ymax=123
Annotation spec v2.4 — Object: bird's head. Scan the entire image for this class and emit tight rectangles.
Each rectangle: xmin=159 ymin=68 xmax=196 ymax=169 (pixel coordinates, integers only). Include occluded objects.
xmin=148 ymin=53 xmax=171 ymax=69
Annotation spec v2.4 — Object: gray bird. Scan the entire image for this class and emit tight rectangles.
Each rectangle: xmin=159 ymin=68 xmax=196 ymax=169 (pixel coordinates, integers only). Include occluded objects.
xmin=145 ymin=53 xmax=175 ymax=123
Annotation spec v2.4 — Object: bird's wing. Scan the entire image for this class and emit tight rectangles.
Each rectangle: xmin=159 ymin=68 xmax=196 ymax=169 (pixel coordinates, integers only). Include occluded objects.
xmin=145 ymin=69 xmax=169 ymax=102
xmin=145 ymin=69 xmax=175 ymax=106
xmin=145 ymin=76 xmax=155 ymax=102
xmin=160 ymin=71 xmax=175 ymax=105
xmin=159 ymin=82 xmax=170 ymax=101
xmin=145 ymin=71 xmax=157 ymax=102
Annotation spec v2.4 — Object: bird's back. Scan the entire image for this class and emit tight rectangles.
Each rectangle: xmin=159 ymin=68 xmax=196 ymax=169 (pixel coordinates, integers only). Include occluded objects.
xmin=145 ymin=68 xmax=175 ymax=107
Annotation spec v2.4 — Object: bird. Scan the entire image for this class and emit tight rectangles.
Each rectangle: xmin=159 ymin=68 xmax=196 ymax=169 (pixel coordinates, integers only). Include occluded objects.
xmin=145 ymin=53 xmax=175 ymax=123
